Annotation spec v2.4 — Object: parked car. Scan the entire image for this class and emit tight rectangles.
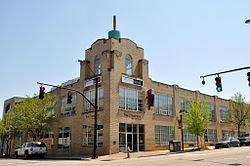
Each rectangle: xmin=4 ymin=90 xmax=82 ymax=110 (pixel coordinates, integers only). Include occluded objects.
xmin=215 ymin=137 xmax=240 ymax=149
xmin=238 ymin=133 xmax=250 ymax=146
xmin=15 ymin=142 xmax=47 ymax=159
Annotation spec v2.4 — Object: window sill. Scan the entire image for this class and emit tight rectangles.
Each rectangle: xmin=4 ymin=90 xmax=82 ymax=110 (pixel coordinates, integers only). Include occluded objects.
xmin=153 ymin=113 xmax=174 ymax=117
xmin=82 ymin=109 xmax=104 ymax=114
xmin=119 ymin=109 xmax=144 ymax=113
xmin=81 ymin=144 xmax=103 ymax=147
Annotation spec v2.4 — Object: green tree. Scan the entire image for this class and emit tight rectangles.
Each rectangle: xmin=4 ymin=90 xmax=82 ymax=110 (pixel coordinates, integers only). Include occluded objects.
xmin=183 ymin=98 xmax=211 ymax=148
xmin=0 ymin=109 xmax=21 ymax=156
xmin=14 ymin=93 xmax=56 ymax=141
xmin=227 ymin=93 xmax=250 ymax=137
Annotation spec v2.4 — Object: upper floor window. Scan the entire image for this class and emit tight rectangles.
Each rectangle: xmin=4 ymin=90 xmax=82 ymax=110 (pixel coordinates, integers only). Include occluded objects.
xmin=95 ymin=55 xmax=101 ymax=75
xmin=61 ymin=95 xmax=76 ymax=116
xmin=180 ymin=99 xmax=191 ymax=111
xmin=125 ymin=54 xmax=132 ymax=75
xmin=154 ymin=94 xmax=173 ymax=115
xmin=119 ymin=87 xmax=144 ymax=112
xmin=84 ymin=88 xmax=103 ymax=112
xmin=207 ymin=105 xmax=215 ymax=121
xmin=220 ymin=107 xmax=229 ymax=121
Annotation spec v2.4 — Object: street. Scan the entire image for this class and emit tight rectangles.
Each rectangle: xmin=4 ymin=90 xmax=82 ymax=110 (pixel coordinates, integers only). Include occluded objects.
xmin=0 ymin=147 xmax=249 ymax=166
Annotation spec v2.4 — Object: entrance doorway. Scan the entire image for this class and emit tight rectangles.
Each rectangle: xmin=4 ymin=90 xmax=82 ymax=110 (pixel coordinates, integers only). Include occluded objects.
xmin=119 ymin=123 xmax=144 ymax=152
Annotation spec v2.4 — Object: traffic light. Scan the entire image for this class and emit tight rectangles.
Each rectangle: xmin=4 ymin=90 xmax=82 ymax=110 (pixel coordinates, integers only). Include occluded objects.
xmin=147 ymin=89 xmax=155 ymax=110
xmin=39 ymin=86 xmax=45 ymax=99
xmin=67 ymin=92 xmax=72 ymax=104
xmin=247 ymin=72 xmax=250 ymax=87
xmin=215 ymin=76 xmax=222 ymax=92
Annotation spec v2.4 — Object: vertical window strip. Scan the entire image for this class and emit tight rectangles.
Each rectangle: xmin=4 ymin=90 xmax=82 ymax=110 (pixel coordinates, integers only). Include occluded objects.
xmin=82 ymin=125 xmax=103 ymax=146
xmin=154 ymin=94 xmax=173 ymax=115
xmin=220 ymin=107 xmax=229 ymax=121
xmin=208 ymin=105 xmax=215 ymax=121
xmin=183 ymin=130 xmax=197 ymax=142
xmin=61 ymin=95 xmax=76 ymax=116
xmin=84 ymin=88 xmax=104 ymax=112
xmin=207 ymin=129 xmax=217 ymax=142
xmin=119 ymin=87 xmax=144 ymax=112
xmin=155 ymin=126 xmax=175 ymax=145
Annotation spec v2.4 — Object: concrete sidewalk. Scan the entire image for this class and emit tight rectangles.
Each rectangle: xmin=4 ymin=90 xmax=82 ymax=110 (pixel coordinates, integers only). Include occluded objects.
xmin=46 ymin=146 xmax=215 ymax=161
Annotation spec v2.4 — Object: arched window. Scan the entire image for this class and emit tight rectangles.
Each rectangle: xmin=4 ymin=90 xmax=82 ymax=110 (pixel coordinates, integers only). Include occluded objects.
xmin=95 ymin=55 xmax=101 ymax=75
xmin=125 ymin=54 xmax=132 ymax=75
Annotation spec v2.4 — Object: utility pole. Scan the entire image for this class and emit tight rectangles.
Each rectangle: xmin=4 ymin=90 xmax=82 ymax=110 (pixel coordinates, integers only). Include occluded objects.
xmin=179 ymin=110 xmax=184 ymax=151
xmin=92 ymin=77 xmax=98 ymax=159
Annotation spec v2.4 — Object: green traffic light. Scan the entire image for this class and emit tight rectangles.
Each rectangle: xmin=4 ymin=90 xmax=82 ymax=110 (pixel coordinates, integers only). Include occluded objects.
xmin=217 ymin=87 xmax=222 ymax=92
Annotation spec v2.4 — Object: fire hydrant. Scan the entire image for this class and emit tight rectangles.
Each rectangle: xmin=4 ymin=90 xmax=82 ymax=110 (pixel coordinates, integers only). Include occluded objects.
xmin=127 ymin=146 xmax=130 ymax=158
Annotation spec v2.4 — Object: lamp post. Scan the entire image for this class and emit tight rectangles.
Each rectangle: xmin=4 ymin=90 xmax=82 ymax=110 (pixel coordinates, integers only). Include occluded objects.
xmin=179 ymin=110 xmax=184 ymax=151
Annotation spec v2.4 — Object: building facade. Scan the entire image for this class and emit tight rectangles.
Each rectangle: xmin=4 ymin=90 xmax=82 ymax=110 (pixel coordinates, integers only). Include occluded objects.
xmin=2 ymin=26 xmax=250 ymax=156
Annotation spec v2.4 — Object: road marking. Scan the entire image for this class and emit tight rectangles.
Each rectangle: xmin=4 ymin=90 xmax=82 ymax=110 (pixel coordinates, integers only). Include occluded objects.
xmin=207 ymin=148 xmax=250 ymax=155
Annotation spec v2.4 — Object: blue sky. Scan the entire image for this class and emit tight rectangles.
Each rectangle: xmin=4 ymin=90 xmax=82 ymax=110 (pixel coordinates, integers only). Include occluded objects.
xmin=0 ymin=0 xmax=250 ymax=118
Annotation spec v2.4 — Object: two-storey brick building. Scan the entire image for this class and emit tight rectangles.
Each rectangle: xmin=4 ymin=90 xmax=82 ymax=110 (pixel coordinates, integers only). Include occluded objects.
xmin=2 ymin=23 xmax=250 ymax=156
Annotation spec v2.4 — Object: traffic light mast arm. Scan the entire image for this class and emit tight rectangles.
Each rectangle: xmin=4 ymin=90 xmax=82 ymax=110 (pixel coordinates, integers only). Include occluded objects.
xmin=200 ymin=66 xmax=250 ymax=79
xmin=37 ymin=82 xmax=95 ymax=108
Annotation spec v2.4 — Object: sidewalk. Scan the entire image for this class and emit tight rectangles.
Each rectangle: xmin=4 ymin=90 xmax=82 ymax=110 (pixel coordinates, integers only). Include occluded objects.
xmin=46 ymin=146 xmax=215 ymax=161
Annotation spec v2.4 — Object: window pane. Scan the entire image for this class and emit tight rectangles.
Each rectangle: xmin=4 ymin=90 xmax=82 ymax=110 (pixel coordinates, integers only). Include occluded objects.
xmin=119 ymin=87 xmax=125 ymax=109
xmin=125 ymin=55 xmax=132 ymax=75
xmin=95 ymin=55 xmax=101 ymax=75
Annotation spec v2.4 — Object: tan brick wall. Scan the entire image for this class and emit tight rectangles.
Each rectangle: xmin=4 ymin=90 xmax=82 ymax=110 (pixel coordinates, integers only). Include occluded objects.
xmin=14 ymin=37 xmax=248 ymax=156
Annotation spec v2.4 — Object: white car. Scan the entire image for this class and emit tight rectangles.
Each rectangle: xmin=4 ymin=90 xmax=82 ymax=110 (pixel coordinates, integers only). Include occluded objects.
xmin=15 ymin=142 xmax=47 ymax=159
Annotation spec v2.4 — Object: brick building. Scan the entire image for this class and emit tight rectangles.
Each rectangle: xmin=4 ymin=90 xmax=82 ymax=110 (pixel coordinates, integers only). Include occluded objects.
xmin=2 ymin=22 xmax=250 ymax=156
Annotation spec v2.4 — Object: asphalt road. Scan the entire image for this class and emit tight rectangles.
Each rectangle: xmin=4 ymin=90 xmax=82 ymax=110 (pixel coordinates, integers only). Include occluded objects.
xmin=0 ymin=147 xmax=249 ymax=166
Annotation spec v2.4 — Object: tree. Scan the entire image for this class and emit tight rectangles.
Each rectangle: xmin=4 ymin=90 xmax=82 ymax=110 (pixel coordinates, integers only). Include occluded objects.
xmin=183 ymin=98 xmax=211 ymax=148
xmin=14 ymin=93 xmax=56 ymax=141
xmin=227 ymin=93 xmax=250 ymax=137
xmin=0 ymin=109 xmax=21 ymax=156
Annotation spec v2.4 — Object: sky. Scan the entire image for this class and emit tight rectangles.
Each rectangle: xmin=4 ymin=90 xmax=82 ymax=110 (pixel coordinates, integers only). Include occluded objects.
xmin=0 ymin=0 xmax=250 ymax=118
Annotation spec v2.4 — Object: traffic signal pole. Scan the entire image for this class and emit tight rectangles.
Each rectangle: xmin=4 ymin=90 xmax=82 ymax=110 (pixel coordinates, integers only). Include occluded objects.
xmin=37 ymin=79 xmax=99 ymax=159
xmin=200 ymin=66 xmax=250 ymax=88
xmin=37 ymin=82 xmax=95 ymax=108
xmin=92 ymin=77 xmax=98 ymax=159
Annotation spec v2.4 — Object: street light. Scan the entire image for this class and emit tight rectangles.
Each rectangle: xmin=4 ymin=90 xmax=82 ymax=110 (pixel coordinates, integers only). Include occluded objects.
xmin=245 ymin=19 xmax=250 ymax=24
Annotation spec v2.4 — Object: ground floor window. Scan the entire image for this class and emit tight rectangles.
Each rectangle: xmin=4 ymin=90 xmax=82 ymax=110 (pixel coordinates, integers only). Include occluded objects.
xmin=155 ymin=126 xmax=174 ymax=145
xmin=222 ymin=130 xmax=234 ymax=139
xmin=58 ymin=127 xmax=71 ymax=149
xmin=183 ymin=130 xmax=197 ymax=142
xmin=40 ymin=130 xmax=54 ymax=150
xmin=82 ymin=125 xmax=103 ymax=146
xmin=119 ymin=123 xmax=144 ymax=152
xmin=205 ymin=129 xmax=217 ymax=142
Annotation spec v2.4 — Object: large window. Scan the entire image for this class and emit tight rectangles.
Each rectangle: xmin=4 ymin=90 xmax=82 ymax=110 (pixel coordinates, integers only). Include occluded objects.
xmin=82 ymin=125 xmax=103 ymax=146
xmin=180 ymin=99 xmax=191 ymax=111
xmin=154 ymin=94 xmax=173 ymax=115
xmin=155 ymin=126 xmax=174 ymax=145
xmin=119 ymin=87 xmax=144 ymax=111
xmin=205 ymin=129 xmax=217 ymax=142
xmin=222 ymin=130 xmax=234 ymax=139
xmin=95 ymin=55 xmax=101 ymax=75
xmin=208 ymin=105 xmax=215 ymax=121
xmin=58 ymin=127 xmax=71 ymax=149
xmin=183 ymin=130 xmax=197 ymax=142
xmin=125 ymin=54 xmax=132 ymax=75
xmin=61 ymin=95 xmax=76 ymax=116
xmin=220 ymin=107 xmax=229 ymax=121
xmin=40 ymin=130 xmax=54 ymax=150
xmin=84 ymin=88 xmax=103 ymax=112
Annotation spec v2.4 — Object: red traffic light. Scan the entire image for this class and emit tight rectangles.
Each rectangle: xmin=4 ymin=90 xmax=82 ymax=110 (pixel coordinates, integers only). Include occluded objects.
xmin=41 ymin=87 xmax=45 ymax=91
xmin=68 ymin=92 xmax=72 ymax=96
